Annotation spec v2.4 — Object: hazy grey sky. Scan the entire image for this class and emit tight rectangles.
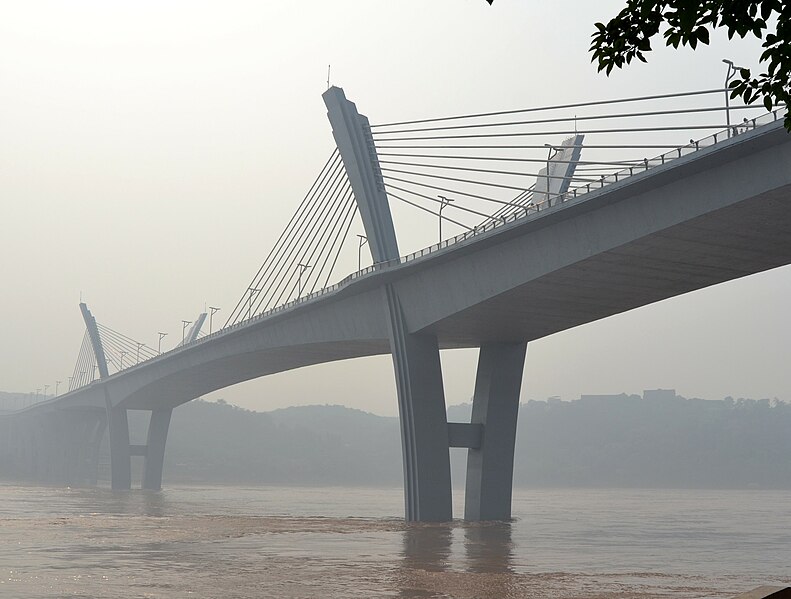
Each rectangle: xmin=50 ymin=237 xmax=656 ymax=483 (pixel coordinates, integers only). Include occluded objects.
xmin=2 ymin=1 xmax=787 ymax=415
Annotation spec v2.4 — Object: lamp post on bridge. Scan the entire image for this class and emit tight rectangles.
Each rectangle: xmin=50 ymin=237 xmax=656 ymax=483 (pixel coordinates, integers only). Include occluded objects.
xmin=136 ymin=343 xmax=144 ymax=364
xmin=55 ymin=380 xmax=61 ymax=396
xmin=158 ymin=332 xmax=168 ymax=354
xmin=181 ymin=321 xmax=191 ymax=344
xmin=437 ymin=195 xmax=454 ymax=243
xmin=297 ymin=263 xmax=311 ymax=296
xmin=119 ymin=351 xmax=127 ymax=370
xmin=723 ymin=59 xmax=745 ymax=138
xmin=357 ymin=235 xmax=368 ymax=271
xmin=43 ymin=384 xmax=49 ymax=399
xmin=247 ymin=288 xmax=260 ymax=320
xmin=208 ymin=306 xmax=221 ymax=334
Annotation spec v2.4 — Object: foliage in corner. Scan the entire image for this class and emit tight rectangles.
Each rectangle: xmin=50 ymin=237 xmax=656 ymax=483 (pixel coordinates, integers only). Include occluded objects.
xmin=589 ymin=0 xmax=791 ymax=130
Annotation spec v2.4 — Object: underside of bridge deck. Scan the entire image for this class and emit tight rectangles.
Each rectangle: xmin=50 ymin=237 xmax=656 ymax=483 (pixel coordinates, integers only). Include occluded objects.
xmin=425 ymin=189 xmax=791 ymax=346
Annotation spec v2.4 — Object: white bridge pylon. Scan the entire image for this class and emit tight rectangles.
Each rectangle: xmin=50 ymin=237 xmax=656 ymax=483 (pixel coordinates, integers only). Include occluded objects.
xmin=325 ymin=87 xmax=530 ymax=522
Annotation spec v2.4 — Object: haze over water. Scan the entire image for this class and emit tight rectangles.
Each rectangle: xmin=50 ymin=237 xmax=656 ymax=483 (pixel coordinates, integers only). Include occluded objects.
xmin=2 ymin=484 xmax=789 ymax=598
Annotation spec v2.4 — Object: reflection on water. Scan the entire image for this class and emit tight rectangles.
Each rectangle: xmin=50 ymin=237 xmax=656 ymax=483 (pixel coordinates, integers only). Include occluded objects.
xmin=401 ymin=521 xmax=516 ymax=574
xmin=398 ymin=523 xmax=521 ymax=598
xmin=464 ymin=522 xmax=514 ymax=574
xmin=402 ymin=524 xmax=454 ymax=572
xmin=1 ymin=484 xmax=790 ymax=599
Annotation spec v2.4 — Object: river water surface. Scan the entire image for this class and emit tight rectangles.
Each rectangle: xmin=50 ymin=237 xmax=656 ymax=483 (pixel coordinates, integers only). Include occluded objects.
xmin=1 ymin=484 xmax=789 ymax=598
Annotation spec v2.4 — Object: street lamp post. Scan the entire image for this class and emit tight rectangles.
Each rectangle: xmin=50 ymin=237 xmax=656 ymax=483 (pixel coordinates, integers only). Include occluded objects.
xmin=723 ymin=59 xmax=745 ymax=138
xmin=136 ymin=343 xmax=144 ymax=364
xmin=297 ymin=263 xmax=311 ymax=295
xmin=43 ymin=384 xmax=50 ymax=398
xmin=158 ymin=332 xmax=168 ymax=354
xmin=55 ymin=380 xmax=61 ymax=396
xmin=437 ymin=195 xmax=454 ymax=243
xmin=208 ymin=306 xmax=221 ymax=334
xmin=181 ymin=321 xmax=192 ymax=344
xmin=357 ymin=235 xmax=368 ymax=271
xmin=119 ymin=351 xmax=127 ymax=370
xmin=247 ymin=287 xmax=260 ymax=320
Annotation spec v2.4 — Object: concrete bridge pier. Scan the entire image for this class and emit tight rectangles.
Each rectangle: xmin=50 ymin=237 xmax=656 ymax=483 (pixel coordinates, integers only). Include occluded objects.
xmin=141 ymin=408 xmax=172 ymax=491
xmin=107 ymin=406 xmax=132 ymax=490
xmin=386 ymin=287 xmax=453 ymax=522
xmin=387 ymin=331 xmax=528 ymax=522
xmin=463 ymin=342 xmax=527 ymax=521
xmin=107 ymin=405 xmax=172 ymax=491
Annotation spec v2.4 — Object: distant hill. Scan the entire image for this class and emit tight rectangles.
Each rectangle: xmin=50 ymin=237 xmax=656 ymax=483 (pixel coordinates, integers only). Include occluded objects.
xmin=151 ymin=392 xmax=791 ymax=489
xmin=513 ymin=393 xmax=791 ymax=489
xmin=149 ymin=401 xmax=402 ymax=485
xmin=6 ymin=390 xmax=791 ymax=488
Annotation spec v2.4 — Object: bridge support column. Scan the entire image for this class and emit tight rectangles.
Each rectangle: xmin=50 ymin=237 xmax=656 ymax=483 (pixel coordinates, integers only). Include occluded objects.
xmin=386 ymin=287 xmax=453 ymax=522
xmin=107 ymin=406 xmax=132 ymax=490
xmin=464 ymin=342 xmax=527 ymax=521
xmin=325 ymin=87 xmax=452 ymax=521
xmin=142 ymin=408 xmax=172 ymax=491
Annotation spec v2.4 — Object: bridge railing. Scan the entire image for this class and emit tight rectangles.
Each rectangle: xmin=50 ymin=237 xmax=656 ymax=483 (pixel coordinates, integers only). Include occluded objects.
xmin=569 ymin=108 xmax=784 ymax=196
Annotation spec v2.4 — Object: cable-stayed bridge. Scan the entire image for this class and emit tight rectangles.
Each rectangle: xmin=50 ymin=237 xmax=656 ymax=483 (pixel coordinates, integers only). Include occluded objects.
xmin=1 ymin=85 xmax=790 ymax=522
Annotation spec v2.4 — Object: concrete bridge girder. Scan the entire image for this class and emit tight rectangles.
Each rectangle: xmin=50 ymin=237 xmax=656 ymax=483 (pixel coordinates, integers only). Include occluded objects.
xmin=391 ymin=123 xmax=791 ymax=341
xmin=109 ymin=286 xmax=389 ymax=411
